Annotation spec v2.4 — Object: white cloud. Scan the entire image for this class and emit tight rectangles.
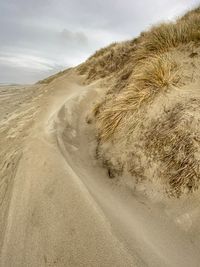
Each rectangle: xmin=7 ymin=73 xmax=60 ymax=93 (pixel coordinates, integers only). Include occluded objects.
xmin=0 ymin=53 xmax=54 ymax=71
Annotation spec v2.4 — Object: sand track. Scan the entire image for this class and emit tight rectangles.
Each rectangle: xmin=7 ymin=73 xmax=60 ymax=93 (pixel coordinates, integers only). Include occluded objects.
xmin=1 ymin=72 xmax=200 ymax=266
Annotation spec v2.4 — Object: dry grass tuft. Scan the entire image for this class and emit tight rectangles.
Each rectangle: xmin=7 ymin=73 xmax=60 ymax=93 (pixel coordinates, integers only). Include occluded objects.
xmin=132 ymin=16 xmax=200 ymax=64
xmin=95 ymin=54 xmax=181 ymax=141
xmin=130 ymin=54 xmax=181 ymax=90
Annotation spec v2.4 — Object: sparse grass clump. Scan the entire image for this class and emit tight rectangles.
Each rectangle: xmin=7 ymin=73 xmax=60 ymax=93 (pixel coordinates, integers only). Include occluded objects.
xmin=145 ymin=101 xmax=200 ymax=197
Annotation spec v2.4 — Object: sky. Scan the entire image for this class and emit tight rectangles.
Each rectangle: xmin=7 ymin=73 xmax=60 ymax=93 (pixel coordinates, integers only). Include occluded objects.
xmin=0 ymin=0 xmax=199 ymax=84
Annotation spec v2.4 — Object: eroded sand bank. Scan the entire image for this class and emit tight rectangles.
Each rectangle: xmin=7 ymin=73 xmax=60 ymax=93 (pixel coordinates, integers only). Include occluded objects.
xmin=1 ymin=71 xmax=200 ymax=266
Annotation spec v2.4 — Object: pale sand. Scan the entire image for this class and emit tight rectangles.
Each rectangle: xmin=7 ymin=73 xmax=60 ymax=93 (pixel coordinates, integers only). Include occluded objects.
xmin=1 ymin=70 xmax=200 ymax=266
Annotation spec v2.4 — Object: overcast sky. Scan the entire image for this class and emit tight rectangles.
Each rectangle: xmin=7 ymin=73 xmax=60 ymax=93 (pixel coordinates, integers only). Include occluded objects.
xmin=0 ymin=0 xmax=199 ymax=84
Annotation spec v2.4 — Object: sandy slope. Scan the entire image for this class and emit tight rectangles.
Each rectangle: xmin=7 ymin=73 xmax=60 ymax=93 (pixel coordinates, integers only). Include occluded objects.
xmin=1 ymin=71 xmax=200 ymax=266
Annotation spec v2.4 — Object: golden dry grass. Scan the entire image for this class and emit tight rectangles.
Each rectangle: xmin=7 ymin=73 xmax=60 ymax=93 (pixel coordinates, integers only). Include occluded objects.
xmin=134 ymin=18 xmax=200 ymax=60
xmin=95 ymin=54 xmax=181 ymax=141
xmin=180 ymin=6 xmax=200 ymax=20
xmin=78 ymin=40 xmax=138 ymax=81
xmin=79 ymin=7 xmax=200 ymax=82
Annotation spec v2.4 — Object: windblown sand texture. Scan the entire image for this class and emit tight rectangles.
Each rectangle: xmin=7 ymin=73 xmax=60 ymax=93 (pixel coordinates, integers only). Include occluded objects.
xmin=1 ymin=7 xmax=200 ymax=267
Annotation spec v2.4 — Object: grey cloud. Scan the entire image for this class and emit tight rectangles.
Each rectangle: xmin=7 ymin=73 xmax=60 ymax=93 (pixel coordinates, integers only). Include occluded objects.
xmin=0 ymin=0 xmax=199 ymax=84
xmin=0 ymin=63 xmax=61 ymax=85
xmin=60 ymin=29 xmax=88 ymax=47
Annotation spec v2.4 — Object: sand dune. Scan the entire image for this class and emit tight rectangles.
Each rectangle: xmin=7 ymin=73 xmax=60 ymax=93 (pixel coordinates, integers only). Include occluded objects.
xmin=1 ymin=7 xmax=200 ymax=266
xmin=0 ymin=70 xmax=200 ymax=266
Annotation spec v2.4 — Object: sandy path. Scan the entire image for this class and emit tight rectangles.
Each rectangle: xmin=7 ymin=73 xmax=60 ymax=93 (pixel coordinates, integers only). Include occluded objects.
xmin=1 ymin=71 xmax=200 ymax=266
xmin=53 ymin=76 xmax=200 ymax=267
xmin=0 ymin=73 xmax=137 ymax=266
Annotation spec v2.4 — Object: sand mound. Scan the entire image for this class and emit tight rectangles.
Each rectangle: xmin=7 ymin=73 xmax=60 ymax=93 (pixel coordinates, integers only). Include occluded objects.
xmin=1 ymin=6 xmax=200 ymax=267
xmin=79 ymin=7 xmax=200 ymax=198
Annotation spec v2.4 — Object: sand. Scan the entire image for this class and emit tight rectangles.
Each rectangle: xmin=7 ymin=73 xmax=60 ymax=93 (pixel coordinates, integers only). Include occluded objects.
xmin=1 ymin=70 xmax=200 ymax=266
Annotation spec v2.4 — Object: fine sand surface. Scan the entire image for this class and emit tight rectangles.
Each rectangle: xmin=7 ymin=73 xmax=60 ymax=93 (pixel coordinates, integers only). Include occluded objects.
xmin=1 ymin=70 xmax=200 ymax=266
